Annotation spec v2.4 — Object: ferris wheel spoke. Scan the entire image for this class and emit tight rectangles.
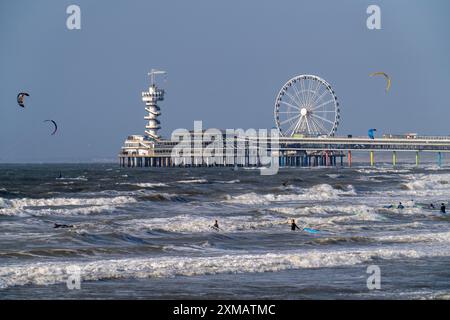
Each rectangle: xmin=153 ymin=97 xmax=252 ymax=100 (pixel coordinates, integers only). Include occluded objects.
xmin=291 ymin=82 xmax=304 ymax=107
xmin=280 ymin=101 xmax=301 ymax=111
xmin=305 ymin=79 xmax=313 ymax=107
xmin=308 ymin=80 xmax=323 ymax=107
xmin=279 ymin=113 xmax=301 ymax=126
xmin=278 ymin=111 xmax=301 ymax=114
xmin=310 ymin=99 xmax=335 ymax=111
xmin=300 ymin=79 xmax=308 ymax=106
xmin=311 ymin=88 xmax=328 ymax=106
xmin=310 ymin=115 xmax=328 ymax=134
xmin=304 ymin=116 xmax=313 ymax=135
xmin=311 ymin=113 xmax=335 ymax=125
xmin=306 ymin=116 xmax=317 ymax=135
xmin=294 ymin=116 xmax=304 ymax=134
xmin=309 ymin=117 xmax=326 ymax=135
xmin=286 ymin=116 xmax=301 ymax=136
xmin=284 ymin=91 xmax=302 ymax=108
xmin=295 ymin=82 xmax=306 ymax=107
xmin=309 ymin=116 xmax=322 ymax=135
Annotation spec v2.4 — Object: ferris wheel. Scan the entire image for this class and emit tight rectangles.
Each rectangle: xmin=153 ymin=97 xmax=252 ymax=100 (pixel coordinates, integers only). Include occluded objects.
xmin=274 ymin=75 xmax=340 ymax=137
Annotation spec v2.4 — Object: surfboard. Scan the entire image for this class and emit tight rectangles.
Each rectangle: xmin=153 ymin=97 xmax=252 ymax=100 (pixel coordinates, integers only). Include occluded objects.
xmin=303 ymin=227 xmax=320 ymax=234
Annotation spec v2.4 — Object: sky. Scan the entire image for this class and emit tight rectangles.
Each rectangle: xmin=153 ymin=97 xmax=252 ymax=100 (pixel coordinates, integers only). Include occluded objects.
xmin=1 ymin=0 xmax=450 ymax=162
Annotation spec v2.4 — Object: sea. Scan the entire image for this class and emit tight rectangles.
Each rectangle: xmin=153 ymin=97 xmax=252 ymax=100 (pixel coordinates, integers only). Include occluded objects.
xmin=1 ymin=163 xmax=450 ymax=299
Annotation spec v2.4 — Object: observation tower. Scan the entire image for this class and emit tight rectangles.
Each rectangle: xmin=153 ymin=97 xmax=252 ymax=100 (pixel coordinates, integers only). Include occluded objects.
xmin=142 ymin=69 xmax=166 ymax=140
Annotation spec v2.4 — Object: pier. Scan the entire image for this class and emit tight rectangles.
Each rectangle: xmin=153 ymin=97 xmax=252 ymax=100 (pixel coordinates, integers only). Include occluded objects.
xmin=119 ymin=135 xmax=450 ymax=168
xmin=119 ymin=72 xmax=450 ymax=168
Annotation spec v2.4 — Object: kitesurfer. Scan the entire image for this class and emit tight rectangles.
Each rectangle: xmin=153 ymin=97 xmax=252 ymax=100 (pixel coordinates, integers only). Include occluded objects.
xmin=44 ymin=120 xmax=58 ymax=135
xmin=17 ymin=92 xmax=29 ymax=108
xmin=370 ymin=72 xmax=391 ymax=92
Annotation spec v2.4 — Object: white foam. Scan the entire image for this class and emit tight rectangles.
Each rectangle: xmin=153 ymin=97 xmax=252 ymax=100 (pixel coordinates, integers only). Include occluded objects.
xmin=0 ymin=196 xmax=136 ymax=216
xmin=271 ymin=204 xmax=384 ymax=223
xmin=225 ymin=184 xmax=356 ymax=205
xmin=123 ymin=182 xmax=169 ymax=188
xmin=401 ymin=173 xmax=450 ymax=196
xmin=1 ymin=245 xmax=449 ymax=289
xmin=177 ymin=179 xmax=208 ymax=184
xmin=326 ymin=174 xmax=342 ymax=179
xmin=378 ymin=231 xmax=450 ymax=244
xmin=215 ymin=180 xmax=240 ymax=184
xmin=118 ymin=214 xmax=284 ymax=233
xmin=56 ymin=176 xmax=88 ymax=181
xmin=357 ymin=168 xmax=411 ymax=174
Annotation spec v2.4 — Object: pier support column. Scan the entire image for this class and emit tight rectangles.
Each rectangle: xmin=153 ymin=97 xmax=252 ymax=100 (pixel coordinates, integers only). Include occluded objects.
xmin=392 ymin=151 xmax=397 ymax=167
xmin=370 ymin=151 xmax=374 ymax=167
xmin=416 ymin=151 xmax=420 ymax=166
xmin=438 ymin=152 xmax=443 ymax=167
xmin=347 ymin=151 xmax=352 ymax=167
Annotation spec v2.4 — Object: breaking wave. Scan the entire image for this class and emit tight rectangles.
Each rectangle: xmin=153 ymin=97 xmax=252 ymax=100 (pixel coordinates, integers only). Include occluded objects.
xmin=177 ymin=179 xmax=208 ymax=184
xmin=1 ymin=245 xmax=449 ymax=289
xmin=0 ymin=196 xmax=137 ymax=216
xmin=224 ymin=184 xmax=356 ymax=205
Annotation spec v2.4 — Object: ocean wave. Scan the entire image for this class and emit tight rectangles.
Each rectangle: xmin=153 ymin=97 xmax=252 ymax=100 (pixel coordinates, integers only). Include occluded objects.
xmin=357 ymin=168 xmax=411 ymax=174
xmin=270 ymin=204 xmax=384 ymax=223
xmin=214 ymin=180 xmax=240 ymax=184
xmin=117 ymin=214 xmax=285 ymax=233
xmin=224 ymin=184 xmax=356 ymax=205
xmin=1 ymin=245 xmax=449 ymax=289
xmin=177 ymin=179 xmax=208 ymax=184
xmin=120 ymin=182 xmax=169 ymax=188
xmin=56 ymin=176 xmax=88 ymax=181
xmin=400 ymin=173 xmax=450 ymax=195
xmin=0 ymin=196 xmax=137 ymax=216
xmin=326 ymin=174 xmax=342 ymax=179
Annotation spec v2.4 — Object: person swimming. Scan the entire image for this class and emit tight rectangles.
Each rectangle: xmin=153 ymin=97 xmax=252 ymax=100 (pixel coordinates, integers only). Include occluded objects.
xmin=212 ymin=220 xmax=220 ymax=230
xmin=54 ymin=223 xmax=73 ymax=229
xmin=397 ymin=202 xmax=405 ymax=209
xmin=441 ymin=203 xmax=446 ymax=214
xmin=290 ymin=219 xmax=300 ymax=231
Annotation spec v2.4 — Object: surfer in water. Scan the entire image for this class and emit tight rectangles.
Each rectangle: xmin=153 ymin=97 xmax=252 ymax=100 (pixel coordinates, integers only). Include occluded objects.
xmin=290 ymin=219 xmax=301 ymax=231
xmin=54 ymin=223 xmax=73 ymax=229
xmin=212 ymin=220 xmax=220 ymax=231
xmin=397 ymin=202 xmax=405 ymax=209
xmin=430 ymin=203 xmax=435 ymax=209
xmin=441 ymin=203 xmax=446 ymax=214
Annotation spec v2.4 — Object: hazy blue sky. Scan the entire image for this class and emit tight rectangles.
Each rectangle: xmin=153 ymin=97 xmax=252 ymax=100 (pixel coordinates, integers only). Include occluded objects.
xmin=1 ymin=0 xmax=450 ymax=162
